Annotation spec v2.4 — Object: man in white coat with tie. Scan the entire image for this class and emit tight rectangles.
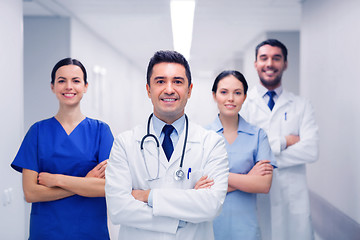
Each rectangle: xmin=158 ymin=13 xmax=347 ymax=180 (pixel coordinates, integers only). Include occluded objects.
xmin=241 ymin=39 xmax=319 ymax=240
xmin=105 ymin=50 xmax=229 ymax=240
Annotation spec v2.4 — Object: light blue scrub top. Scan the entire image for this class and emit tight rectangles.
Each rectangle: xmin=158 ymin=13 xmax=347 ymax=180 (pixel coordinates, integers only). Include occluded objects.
xmin=11 ymin=117 xmax=114 ymax=240
xmin=207 ymin=115 xmax=276 ymax=240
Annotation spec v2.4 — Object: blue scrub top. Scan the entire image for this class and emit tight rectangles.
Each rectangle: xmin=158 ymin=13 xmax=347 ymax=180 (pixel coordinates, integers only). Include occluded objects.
xmin=207 ymin=115 xmax=276 ymax=240
xmin=11 ymin=117 xmax=114 ymax=240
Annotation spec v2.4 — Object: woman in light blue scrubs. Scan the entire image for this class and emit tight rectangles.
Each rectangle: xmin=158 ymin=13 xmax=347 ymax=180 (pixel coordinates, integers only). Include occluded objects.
xmin=11 ymin=58 xmax=113 ymax=239
xmin=208 ymin=70 xmax=277 ymax=240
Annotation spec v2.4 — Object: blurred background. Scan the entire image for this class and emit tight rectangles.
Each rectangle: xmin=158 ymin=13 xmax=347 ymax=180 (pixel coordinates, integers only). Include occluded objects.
xmin=1 ymin=0 xmax=359 ymax=239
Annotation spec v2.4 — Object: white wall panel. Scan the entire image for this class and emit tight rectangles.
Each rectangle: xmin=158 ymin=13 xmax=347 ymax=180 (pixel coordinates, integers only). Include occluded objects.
xmin=0 ymin=0 xmax=25 ymax=239
xmin=301 ymin=0 xmax=360 ymax=224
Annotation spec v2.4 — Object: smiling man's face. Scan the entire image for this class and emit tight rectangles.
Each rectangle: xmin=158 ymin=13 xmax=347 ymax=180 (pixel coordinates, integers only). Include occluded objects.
xmin=146 ymin=62 xmax=193 ymax=124
xmin=255 ymin=44 xmax=288 ymax=90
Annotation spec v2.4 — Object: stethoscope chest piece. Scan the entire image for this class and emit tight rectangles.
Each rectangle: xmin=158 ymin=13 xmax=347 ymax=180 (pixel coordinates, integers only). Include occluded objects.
xmin=174 ymin=168 xmax=185 ymax=181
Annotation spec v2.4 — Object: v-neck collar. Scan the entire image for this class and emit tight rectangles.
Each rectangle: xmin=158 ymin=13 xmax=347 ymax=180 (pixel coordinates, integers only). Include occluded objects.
xmin=52 ymin=116 xmax=87 ymax=136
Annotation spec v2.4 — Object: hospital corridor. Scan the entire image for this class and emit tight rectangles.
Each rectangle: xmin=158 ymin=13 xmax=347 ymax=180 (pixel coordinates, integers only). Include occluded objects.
xmin=1 ymin=0 xmax=359 ymax=239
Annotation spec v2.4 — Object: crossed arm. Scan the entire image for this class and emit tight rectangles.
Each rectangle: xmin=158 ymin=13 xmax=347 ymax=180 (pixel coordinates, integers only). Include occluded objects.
xmin=132 ymin=160 xmax=273 ymax=203
xmin=22 ymin=160 xmax=108 ymax=203
xmin=131 ymin=175 xmax=215 ymax=203
xmin=227 ymin=160 xmax=273 ymax=194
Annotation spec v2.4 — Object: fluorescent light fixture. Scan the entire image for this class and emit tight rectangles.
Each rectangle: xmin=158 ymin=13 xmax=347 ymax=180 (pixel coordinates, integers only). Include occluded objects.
xmin=170 ymin=0 xmax=196 ymax=60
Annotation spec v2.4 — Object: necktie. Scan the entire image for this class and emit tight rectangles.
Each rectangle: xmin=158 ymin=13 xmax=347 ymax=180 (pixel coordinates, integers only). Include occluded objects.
xmin=266 ymin=91 xmax=276 ymax=111
xmin=162 ymin=125 xmax=174 ymax=161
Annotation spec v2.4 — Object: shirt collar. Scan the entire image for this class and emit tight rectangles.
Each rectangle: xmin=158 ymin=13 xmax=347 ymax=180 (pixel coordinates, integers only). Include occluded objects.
xmin=212 ymin=115 xmax=224 ymax=133
xmin=257 ymin=84 xmax=283 ymax=98
xmin=213 ymin=114 xmax=256 ymax=135
xmin=152 ymin=114 xmax=185 ymax=138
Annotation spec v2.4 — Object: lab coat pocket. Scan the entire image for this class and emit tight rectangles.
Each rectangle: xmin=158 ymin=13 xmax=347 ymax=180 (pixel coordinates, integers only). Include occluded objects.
xmin=282 ymin=111 xmax=300 ymax=136
xmin=183 ymin=170 xmax=203 ymax=189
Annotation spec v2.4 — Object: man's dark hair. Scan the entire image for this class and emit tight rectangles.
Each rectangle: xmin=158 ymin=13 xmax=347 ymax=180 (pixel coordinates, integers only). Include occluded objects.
xmin=146 ymin=50 xmax=192 ymax=86
xmin=255 ymin=39 xmax=288 ymax=61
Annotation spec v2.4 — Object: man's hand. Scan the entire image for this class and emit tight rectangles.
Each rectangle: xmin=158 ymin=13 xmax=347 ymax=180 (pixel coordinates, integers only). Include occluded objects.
xmin=285 ymin=135 xmax=300 ymax=148
xmin=132 ymin=189 xmax=150 ymax=203
xmin=194 ymin=176 xmax=214 ymax=190
xmin=86 ymin=160 xmax=108 ymax=179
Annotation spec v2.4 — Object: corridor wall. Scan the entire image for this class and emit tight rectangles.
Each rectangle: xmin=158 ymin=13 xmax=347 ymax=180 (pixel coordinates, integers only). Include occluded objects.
xmin=0 ymin=0 xmax=25 ymax=239
xmin=301 ymin=0 xmax=360 ymax=238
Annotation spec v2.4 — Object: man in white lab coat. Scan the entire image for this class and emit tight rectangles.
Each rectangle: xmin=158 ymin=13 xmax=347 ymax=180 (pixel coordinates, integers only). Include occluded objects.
xmin=105 ymin=50 xmax=229 ymax=240
xmin=241 ymin=39 xmax=319 ymax=240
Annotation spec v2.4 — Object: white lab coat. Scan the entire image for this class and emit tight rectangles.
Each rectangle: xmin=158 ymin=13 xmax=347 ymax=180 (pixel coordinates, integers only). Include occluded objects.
xmin=105 ymin=119 xmax=229 ymax=240
xmin=241 ymin=86 xmax=319 ymax=240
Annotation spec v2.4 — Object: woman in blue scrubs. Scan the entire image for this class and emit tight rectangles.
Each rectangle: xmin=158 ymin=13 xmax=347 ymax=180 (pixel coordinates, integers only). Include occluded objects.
xmin=11 ymin=58 xmax=113 ymax=239
xmin=208 ymin=70 xmax=276 ymax=240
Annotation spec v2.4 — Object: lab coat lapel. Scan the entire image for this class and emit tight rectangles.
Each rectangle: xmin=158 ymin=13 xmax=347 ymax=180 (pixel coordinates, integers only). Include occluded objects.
xmin=249 ymin=87 xmax=294 ymax=114
xmin=133 ymin=122 xmax=177 ymax=173
xmin=168 ymin=121 xmax=201 ymax=169
xmin=272 ymin=90 xmax=294 ymax=113
xmin=134 ymin=123 xmax=160 ymax=162
xmin=159 ymin=148 xmax=171 ymax=169
xmin=249 ymin=88 xmax=270 ymax=113
xmin=134 ymin=120 xmax=200 ymax=170
xmin=167 ymin=125 xmax=190 ymax=169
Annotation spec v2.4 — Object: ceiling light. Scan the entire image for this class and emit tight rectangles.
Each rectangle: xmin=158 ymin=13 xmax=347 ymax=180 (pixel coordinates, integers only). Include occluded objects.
xmin=170 ymin=0 xmax=196 ymax=60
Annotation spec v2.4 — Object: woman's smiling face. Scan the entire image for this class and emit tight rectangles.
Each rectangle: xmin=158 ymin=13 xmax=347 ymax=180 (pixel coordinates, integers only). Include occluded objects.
xmin=51 ymin=65 xmax=88 ymax=107
xmin=213 ymin=75 xmax=247 ymax=117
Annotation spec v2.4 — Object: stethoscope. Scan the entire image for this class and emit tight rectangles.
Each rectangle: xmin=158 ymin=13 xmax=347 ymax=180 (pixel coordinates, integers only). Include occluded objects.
xmin=140 ymin=113 xmax=188 ymax=181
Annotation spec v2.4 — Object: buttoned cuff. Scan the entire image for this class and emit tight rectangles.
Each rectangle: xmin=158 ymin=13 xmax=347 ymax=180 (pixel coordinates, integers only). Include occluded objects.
xmin=147 ymin=190 xmax=153 ymax=207
xmin=281 ymin=136 xmax=287 ymax=151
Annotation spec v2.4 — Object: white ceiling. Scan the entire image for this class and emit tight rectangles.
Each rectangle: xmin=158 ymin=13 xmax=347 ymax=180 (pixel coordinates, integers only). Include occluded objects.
xmin=23 ymin=0 xmax=301 ymax=78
